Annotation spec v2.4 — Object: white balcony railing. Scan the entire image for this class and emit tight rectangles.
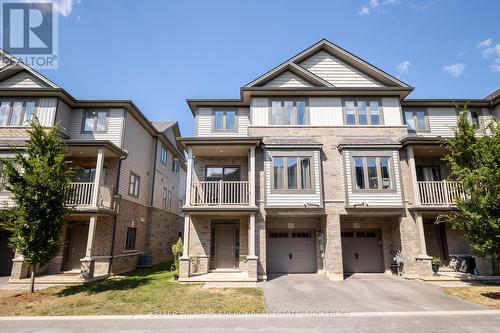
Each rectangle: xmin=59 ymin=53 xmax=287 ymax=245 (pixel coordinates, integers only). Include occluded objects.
xmin=67 ymin=182 xmax=114 ymax=209
xmin=191 ymin=180 xmax=250 ymax=206
xmin=417 ymin=180 xmax=466 ymax=206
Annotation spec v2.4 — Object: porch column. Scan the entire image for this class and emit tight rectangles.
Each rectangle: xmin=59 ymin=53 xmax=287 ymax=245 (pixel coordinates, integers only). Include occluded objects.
xmin=82 ymin=214 xmax=97 ymax=279
xmin=249 ymin=146 xmax=255 ymax=206
xmin=92 ymin=147 xmax=105 ymax=207
xmin=414 ymin=212 xmax=428 ymax=256
xmin=407 ymin=146 xmax=420 ymax=205
xmin=179 ymin=214 xmax=191 ymax=279
xmin=248 ymin=213 xmax=256 ymax=258
xmin=185 ymin=146 xmax=193 ymax=206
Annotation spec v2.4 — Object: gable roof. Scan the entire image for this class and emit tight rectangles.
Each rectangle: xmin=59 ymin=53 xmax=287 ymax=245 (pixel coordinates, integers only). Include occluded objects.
xmin=245 ymin=39 xmax=411 ymax=89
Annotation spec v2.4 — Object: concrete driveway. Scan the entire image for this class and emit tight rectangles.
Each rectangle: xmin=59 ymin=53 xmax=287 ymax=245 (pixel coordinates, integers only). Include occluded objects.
xmin=260 ymin=273 xmax=486 ymax=313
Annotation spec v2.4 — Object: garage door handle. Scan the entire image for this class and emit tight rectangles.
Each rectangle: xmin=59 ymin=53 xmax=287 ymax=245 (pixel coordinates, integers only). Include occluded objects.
xmin=289 ymin=253 xmax=293 ymax=260
xmin=355 ymin=253 xmax=359 ymax=259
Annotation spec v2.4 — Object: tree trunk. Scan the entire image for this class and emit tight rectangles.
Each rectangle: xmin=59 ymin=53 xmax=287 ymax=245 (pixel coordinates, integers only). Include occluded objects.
xmin=30 ymin=264 xmax=36 ymax=293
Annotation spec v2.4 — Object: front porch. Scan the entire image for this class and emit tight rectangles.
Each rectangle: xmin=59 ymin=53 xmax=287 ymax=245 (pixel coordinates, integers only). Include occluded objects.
xmin=179 ymin=212 xmax=258 ymax=282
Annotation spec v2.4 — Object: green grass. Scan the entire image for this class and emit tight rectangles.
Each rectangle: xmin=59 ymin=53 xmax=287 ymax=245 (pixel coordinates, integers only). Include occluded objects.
xmin=0 ymin=262 xmax=265 ymax=316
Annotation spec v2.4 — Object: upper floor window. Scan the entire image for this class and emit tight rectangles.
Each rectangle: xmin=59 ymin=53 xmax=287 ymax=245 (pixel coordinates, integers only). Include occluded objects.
xmin=468 ymin=110 xmax=480 ymax=127
xmin=273 ymin=156 xmax=312 ymax=191
xmin=172 ymin=157 xmax=180 ymax=172
xmin=128 ymin=172 xmax=140 ymax=198
xmin=271 ymin=100 xmax=308 ymax=125
xmin=214 ymin=110 xmax=236 ymax=131
xmin=206 ymin=166 xmax=240 ymax=181
xmin=404 ymin=110 xmax=428 ymax=132
xmin=160 ymin=145 xmax=168 ymax=165
xmin=416 ymin=165 xmax=442 ymax=181
xmin=74 ymin=167 xmax=107 ymax=184
xmin=82 ymin=110 xmax=107 ymax=133
xmin=0 ymin=100 xmax=36 ymax=127
xmin=352 ymin=156 xmax=393 ymax=191
xmin=344 ymin=100 xmax=381 ymax=125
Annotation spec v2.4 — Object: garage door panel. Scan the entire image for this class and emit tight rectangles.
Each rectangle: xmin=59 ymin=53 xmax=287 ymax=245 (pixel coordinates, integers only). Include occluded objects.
xmin=268 ymin=230 xmax=316 ymax=274
xmin=342 ymin=229 xmax=383 ymax=273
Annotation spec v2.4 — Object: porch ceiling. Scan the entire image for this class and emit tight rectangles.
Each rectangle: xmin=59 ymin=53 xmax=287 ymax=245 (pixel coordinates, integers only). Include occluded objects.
xmin=65 ymin=140 xmax=126 ymax=158
xmin=192 ymin=145 xmax=251 ymax=157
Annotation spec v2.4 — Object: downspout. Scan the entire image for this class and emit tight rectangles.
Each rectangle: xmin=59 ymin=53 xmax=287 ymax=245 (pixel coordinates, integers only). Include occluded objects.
xmin=108 ymin=155 xmax=125 ymax=275
xmin=142 ymin=136 xmax=158 ymax=266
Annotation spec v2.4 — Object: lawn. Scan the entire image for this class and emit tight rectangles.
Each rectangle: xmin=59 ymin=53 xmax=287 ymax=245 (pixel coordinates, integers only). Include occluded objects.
xmin=442 ymin=284 xmax=500 ymax=309
xmin=0 ymin=262 xmax=265 ymax=316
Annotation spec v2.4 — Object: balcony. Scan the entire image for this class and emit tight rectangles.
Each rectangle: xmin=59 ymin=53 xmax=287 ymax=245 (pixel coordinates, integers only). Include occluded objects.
xmin=191 ymin=180 xmax=250 ymax=206
xmin=67 ymin=182 xmax=114 ymax=209
xmin=417 ymin=180 xmax=465 ymax=206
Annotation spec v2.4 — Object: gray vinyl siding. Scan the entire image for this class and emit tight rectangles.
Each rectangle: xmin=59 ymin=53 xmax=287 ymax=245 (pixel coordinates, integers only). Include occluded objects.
xmin=263 ymin=71 xmax=313 ymax=88
xmin=119 ymin=114 xmax=154 ymax=205
xmin=344 ymin=150 xmax=403 ymax=207
xmin=299 ymin=50 xmax=383 ymax=87
xmin=54 ymin=99 xmax=72 ymax=133
xmin=66 ymin=108 xmax=125 ymax=146
xmin=250 ymin=97 xmax=402 ymax=126
xmin=36 ymin=98 xmax=58 ymax=126
xmin=264 ymin=150 xmax=322 ymax=207
xmin=195 ymin=107 xmax=249 ymax=137
xmin=0 ymin=71 xmax=49 ymax=88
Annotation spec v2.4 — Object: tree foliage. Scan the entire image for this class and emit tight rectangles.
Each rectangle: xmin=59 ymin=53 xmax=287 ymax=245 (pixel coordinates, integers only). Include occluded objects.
xmin=438 ymin=106 xmax=500 ymax=258
xmin=1 ymin=121 xmax=74 ymax=287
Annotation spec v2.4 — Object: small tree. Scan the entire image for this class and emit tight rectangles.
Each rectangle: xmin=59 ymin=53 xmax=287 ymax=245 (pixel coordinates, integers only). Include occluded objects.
xmin=171 ymin=237 xmax=183 ymax=274
xmin=438 ymin=106 xmax=500 ymax=272
xmin=1 ymin=121 xmax=74 ymax=292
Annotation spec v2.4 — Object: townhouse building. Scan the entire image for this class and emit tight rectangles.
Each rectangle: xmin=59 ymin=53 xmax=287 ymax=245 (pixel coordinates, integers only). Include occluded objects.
xmin=178 ymin=40 xmax=499 ymax=282
xmin=0 ymin=50 xmax=186 ymax=283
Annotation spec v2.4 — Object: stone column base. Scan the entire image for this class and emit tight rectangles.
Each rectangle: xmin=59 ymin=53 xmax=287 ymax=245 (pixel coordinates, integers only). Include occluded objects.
xmin=10 ymin=257 xmax=30 ymax=279
xmin=475 ymin=257 xmax=499 ymax=276
xmin=324 ymin=271 xmax=344 ymax=281
xmin=415 ymin=255 xmax=433 ymax=276
xmin=246 ymin=256 xmax=258 ymax=281
xmin=179 ymin=257 xmax=190 ymax=279
xmin=80 ymin=259 xmax=95 ymax=279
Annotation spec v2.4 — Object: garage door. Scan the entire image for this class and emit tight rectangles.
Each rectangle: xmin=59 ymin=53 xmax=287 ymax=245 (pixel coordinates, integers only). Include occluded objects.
xmin=341 ymin=229 xmax=383 ymax=273
xmin=267 ymin=230 xmax=316 ymax=274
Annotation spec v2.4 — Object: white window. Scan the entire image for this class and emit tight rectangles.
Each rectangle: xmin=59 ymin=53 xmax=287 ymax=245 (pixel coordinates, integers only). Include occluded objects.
xmin=160 ymin=145 xmax=168 ymax=165
xmin=272 ymin=156 xmax=312 ymax=191
xmin=270 ymin=100 xmax=308 ymax=125
xmin=172 ymin=157 xmax=179 ymax=172
xmin=352 ymin=156 xmax=393 ymax=190
xmin=214 ymin=110 xmax=236 ymax=131
xmin=82 ymin=110 xmax=107 ymax=132
xmin=404 ymin=110 xmax=428 ymax=131
xmin=344 ymin=100 xmax=382 ymax=125
xmin=128 ymin=173 xmax=140 ymax=197
xmin=167 ymin=190 xmax=172 ymax=210
xmin=468 ymin=110 xmax=480 ymax=127
xmin=0 ymin=100 xmax=37 ymax=126
xmin=162 ymin=188 xmax=168 ymax=210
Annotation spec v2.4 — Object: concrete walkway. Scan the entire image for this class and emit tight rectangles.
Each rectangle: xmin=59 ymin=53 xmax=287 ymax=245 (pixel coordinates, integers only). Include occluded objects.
xmin=260 ymin=273 xmax=486 ymax=313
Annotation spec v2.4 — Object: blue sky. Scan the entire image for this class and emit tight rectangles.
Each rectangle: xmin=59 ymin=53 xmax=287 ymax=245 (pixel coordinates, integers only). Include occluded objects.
xmin=34 ymin=0 xmax=500 ymax=136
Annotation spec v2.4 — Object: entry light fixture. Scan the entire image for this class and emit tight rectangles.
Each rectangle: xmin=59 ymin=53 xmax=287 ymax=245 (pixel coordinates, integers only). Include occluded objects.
xmin=353 ymin=202 xmax=369 ymax=208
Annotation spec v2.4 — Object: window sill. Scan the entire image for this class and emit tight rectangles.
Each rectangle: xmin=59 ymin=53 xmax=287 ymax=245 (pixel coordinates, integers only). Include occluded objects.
xmin=122 ymin=249 xmax=138 ymax=254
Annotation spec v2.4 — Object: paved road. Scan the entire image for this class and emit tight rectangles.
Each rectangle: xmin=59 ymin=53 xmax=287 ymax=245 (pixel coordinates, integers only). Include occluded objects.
xmin=260 ymin=273 xmax=485 ymax=312
xmin=1 ymin=311 xmax=500 ymax=333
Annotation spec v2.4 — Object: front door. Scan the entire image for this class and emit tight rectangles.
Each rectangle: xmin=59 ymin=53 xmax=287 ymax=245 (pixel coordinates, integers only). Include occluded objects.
xmin=214 ymin=224 xmax=238 ymax=269
xmin=63 ymin=225 xmax=88 ymax=271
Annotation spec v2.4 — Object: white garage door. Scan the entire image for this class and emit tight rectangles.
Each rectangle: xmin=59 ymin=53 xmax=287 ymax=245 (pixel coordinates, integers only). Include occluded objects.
xmin=341 ymin=229 xmax=384 ymax=273
xmin=267 ymin=230 xmax=316 ymax=274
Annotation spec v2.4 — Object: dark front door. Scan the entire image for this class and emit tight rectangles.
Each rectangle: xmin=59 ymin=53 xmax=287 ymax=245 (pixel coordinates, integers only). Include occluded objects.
xmin=0 ymin=230 xmax=14 ymax=276
xmin=341 ymin=229 xmax=384 ymax=273
xmin=63 ymin=225 xmax=88 ymax=271
xmin=211 ymin=220 xmax=239 ymax=270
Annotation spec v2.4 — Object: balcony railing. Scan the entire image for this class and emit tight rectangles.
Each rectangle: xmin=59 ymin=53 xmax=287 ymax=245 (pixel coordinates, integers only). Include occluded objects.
xmin=418 ymin=180 xmax=465 ymax=206
xmin=67 ymin=182 xmax=114 ymax=209
xmin=191 ymin=180 xmax=250 ymax=206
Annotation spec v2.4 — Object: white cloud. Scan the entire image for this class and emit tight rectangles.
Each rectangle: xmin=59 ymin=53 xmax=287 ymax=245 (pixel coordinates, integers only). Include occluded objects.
xmin=482 ymin=43 xmax=500 ymax=59
xmin=358 ymin=0 xmax=399 ymax=16
xmin=358 ymin=5 xmax=370 ymax=16
xmin=491 ymin=65 xmax=500 ymax=72
xmin=21 ymin=0 xmax=80 ymax=17
xmin=442 ymin=63 xmax=465 ymax=77
xmin=397 ymin=60 xmax=411 ymax=77
xmin=477 ymin=38 xmax=492 ymax=48
xmin=410 ymin=2 xmax=434 ymax=12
